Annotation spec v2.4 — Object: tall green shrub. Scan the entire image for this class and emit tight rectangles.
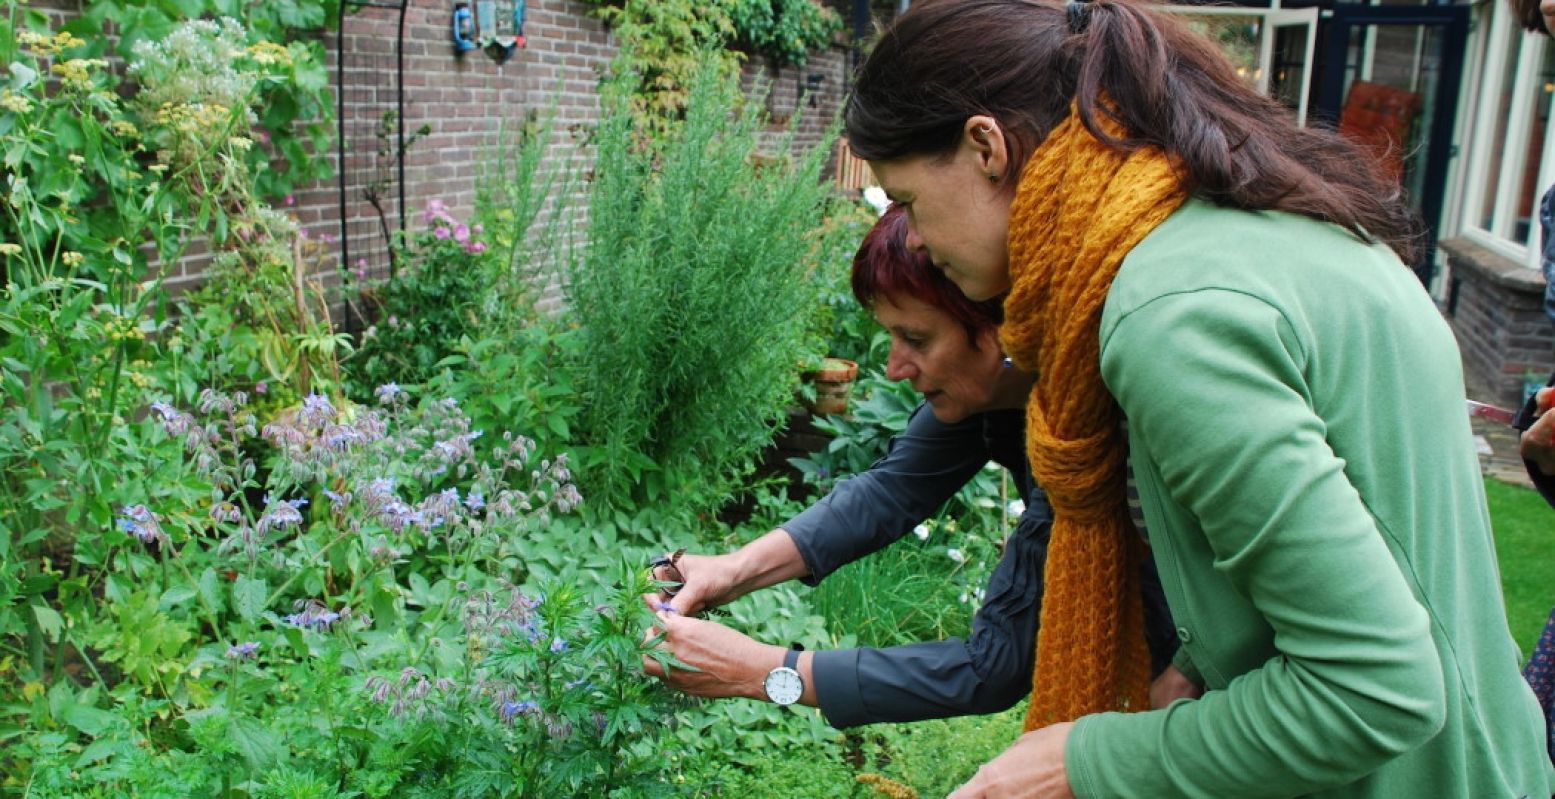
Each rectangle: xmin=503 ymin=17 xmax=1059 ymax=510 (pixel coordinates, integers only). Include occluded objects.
xmin=566 ymin=54 xmax=835 ymax=514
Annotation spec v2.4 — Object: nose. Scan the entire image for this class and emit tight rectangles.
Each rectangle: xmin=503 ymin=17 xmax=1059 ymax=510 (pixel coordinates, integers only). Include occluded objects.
xmin=904 ymin=221 xmax=926 ymax=252
xmin=885 ymin=342 xmax=917 ymax=382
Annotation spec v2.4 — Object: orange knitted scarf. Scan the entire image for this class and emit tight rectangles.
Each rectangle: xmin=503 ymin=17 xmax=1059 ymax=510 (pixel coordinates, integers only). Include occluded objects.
xmin=1001 ymin=107 xmax=1187 ymax=730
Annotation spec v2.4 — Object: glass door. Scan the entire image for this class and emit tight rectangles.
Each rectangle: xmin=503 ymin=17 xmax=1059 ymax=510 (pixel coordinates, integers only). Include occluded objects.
xmin=1170 ymin=5 xmax=1318 ymax=124
xmin=1314 ymin=4 xmax=1469 ymax=283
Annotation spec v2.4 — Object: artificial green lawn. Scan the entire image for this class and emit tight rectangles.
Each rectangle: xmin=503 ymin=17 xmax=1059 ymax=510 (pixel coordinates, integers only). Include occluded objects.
xmin=1487 ymin=477 xmax=1555 ymax=657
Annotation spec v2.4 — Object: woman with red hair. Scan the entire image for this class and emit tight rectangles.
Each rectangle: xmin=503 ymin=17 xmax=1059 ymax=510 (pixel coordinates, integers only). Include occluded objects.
xmin=642 ymin=206 xmax=1181 ymax=727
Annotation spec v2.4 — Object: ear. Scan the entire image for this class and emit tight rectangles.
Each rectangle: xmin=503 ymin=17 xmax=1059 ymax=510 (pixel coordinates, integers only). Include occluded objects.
xmin=974 ymin=324 xmax=1003 ymax=354
xmin=962 ymin=115 xmax=1010 ymax=183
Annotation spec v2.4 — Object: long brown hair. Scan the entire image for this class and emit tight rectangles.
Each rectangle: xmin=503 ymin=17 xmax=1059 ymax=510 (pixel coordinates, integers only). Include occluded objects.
xmin=1508 ymin=0 xmax=1549 ymax=34
xmin=845 ymin=0 xmax=1422 ymax=262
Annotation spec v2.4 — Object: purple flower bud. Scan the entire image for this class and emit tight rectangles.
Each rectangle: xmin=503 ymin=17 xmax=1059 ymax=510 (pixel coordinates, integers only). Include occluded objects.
xmin=117 ymin=505 xmax=169 ymax=546
xmin=225 ymin=641 xmax=260 ymax=660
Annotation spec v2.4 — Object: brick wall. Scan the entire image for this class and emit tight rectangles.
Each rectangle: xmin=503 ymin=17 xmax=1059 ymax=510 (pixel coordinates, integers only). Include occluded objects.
xmin=27 ymin=0 xmax=854 ymax=312
xmin=320 ymin=2 xmax=852 ymax=318
xmin=1441 ymin=238 xmax=1555 ymax=408
xmin=321 ymin=0 xmax=617 ymax=317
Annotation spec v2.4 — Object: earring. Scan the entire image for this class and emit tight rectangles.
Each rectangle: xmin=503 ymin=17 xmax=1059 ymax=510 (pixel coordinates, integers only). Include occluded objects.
xmin=988 ymin=174 xmax=999 ymax=183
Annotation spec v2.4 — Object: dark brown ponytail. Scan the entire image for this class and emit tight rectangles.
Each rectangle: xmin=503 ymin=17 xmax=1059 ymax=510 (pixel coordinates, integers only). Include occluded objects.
xmin=845 ymin=0 xmax=1422 ymax=263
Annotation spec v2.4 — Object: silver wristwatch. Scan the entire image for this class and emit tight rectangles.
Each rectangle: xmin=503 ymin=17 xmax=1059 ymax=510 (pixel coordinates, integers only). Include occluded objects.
xmin=762 ymin=645 xmax=804 ymax=706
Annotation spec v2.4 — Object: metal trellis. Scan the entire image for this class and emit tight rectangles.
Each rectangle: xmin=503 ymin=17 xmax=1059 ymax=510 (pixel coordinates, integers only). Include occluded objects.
xmin=336 ymin=0 xmax=409 ymax=331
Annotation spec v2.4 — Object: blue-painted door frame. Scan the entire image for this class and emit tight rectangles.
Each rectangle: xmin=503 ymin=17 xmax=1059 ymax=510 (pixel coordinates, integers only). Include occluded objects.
xmin=1313 ymin=4 xmax=1469 ymax=284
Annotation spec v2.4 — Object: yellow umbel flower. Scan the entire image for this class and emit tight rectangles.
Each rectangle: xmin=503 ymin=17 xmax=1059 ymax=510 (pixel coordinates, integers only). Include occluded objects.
xmin=0 ymin=90 xmax=33 ymax=115
xmin=247 ymin=41 xmax=292 ymax=67
xmin=856 ymin=774 xmax=919 ymax=799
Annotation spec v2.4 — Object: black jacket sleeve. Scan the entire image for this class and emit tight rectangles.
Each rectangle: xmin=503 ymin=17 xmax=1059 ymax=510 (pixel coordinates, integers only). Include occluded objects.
xmin=782 ymin=404 xmax=988 ymax=585
xmin=811 ymin=493 xmax=1051 ymax=727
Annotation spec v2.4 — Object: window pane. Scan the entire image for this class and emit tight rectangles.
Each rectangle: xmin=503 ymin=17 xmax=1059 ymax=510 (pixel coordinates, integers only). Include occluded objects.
xmin=1479 ymin=26 xmax=1522 ymax=231
xmin=1513 ymin=41 xmax=1555 ymax=244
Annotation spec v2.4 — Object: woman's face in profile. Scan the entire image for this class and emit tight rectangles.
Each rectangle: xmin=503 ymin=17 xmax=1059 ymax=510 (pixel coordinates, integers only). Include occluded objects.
xmin=869 ymin=144 xmax=1012 ymax=303
xmin=873 ymin=292 xmax=1006 ymax=424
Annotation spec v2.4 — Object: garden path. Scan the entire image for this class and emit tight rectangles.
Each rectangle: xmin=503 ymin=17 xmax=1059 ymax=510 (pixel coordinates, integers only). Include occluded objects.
xmin=1465 ymin=363 xmax=1536 ymax=489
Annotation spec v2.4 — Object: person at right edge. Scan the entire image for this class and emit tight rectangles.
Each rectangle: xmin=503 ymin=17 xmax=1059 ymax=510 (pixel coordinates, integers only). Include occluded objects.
xmin=844 ymin=0 xmax=1555 ymax=795
xmin=1511 ymin=0 xmax=1555 ymax=770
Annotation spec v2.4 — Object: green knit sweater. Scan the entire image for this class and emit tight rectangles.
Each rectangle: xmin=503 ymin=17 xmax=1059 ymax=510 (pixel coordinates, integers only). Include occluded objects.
xmin=1066 ymin=199 xmax=1555 ymax=798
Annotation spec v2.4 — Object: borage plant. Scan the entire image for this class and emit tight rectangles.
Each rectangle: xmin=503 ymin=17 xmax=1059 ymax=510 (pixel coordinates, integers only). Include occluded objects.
xmin=6 ymin=385 xmax=670 ymax=796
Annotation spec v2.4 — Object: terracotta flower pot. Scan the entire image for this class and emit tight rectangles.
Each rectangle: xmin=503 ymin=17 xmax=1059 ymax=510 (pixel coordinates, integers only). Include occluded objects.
xmin=802 ymin=357 xmax=858 ymax=416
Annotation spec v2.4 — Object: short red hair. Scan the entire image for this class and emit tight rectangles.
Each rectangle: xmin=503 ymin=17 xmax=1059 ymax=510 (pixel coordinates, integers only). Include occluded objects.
xmin=850 ymin=205 xmax=1003 ymax=341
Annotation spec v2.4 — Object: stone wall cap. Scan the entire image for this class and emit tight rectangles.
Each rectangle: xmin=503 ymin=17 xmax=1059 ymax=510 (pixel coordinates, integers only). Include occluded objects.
xmin=1440 ymin=236 xmax=1549 ymax=294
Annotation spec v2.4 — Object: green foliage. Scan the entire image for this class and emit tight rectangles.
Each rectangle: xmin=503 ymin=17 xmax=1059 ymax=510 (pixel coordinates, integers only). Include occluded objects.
xmin=0 ymin=15 xmax=276 ymax=686
xmin=584 ymin=0 xmax=741 ymax=138
xmin=566 ymin=54 xmax=836 ymax=516
xmin=727 ymin=0 xmax=843 ymax=67
xmin=802 ymin=204 xmax=888 ymax=372
xmin=579 ymin=0 xmax=840 ymax=134
xmin=67 ymin=0 xmax=338 ymax=199
xmin=860 ymin=703 xmax=1026 ymax=797
xmin=429 ymin=323 xmax=584 ymax=477
xmin=348 ymin=203 xmax=496 ymax=394
xmin=473 ymin=109 xmax=576 ymax=316
xmin=809 ymin=518 xmax=995 ymax=650
xmin=789 ymin=367 xmax=920 ymax=491
xmin=130 ymin=18 xmax=348 ymax=402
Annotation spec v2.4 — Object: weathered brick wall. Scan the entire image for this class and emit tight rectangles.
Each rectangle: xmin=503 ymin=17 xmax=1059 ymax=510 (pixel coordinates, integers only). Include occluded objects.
xmin=1442 ymin=238 xmax=1555 ymax=408
xmin=309 ymin=0 xmax=617 ymax=316
xmin=26 ymin=0 xmax=853 ymax=313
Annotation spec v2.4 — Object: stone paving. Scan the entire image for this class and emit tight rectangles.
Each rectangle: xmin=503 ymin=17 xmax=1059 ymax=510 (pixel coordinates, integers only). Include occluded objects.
xmin=1465 ymin=363 xmax=1535 ymax=490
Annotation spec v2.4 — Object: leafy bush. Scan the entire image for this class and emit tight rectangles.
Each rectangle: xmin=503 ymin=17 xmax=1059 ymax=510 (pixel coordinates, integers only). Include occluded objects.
xmin=137 ymin=18 xmax=349 ymax=402
xmin=802 ymin=205 xmax=890 ymax=373
xmin=728 ymin=0 xmax=843 ymax=66
xmin=349 ymin=200 xmax=496 ymax=393
xmin=0 ymin=15 xmax=319 ymax=682
xmin=2 ymin=383 xmax=705 ymax=796
xmin=69 ymin=0 xmax=338 ymax=199
xmin=577 ymin=0 xmax=840 ymax=136
xmin=577 ymin=0 xmax=739 ymax=139
xmin=565 ymin=53 xmax=836 ymax=516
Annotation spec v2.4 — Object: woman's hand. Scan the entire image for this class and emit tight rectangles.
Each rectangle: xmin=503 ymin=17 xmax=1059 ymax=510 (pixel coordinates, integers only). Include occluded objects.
xmin=1150 ymin=664 xmax=1204 ymax=708
xmin=1521 ymin=386 xmax=1555 ymax=477
xmin=651 ymin=552 xmax=741 ymax=616
xmin=650 ymin=529 xmax=810 ymax=615
xmin=641 ymin=597 xmax=780 ymax=700
xmin=947 ymin=722 xmax=1076 ymax=799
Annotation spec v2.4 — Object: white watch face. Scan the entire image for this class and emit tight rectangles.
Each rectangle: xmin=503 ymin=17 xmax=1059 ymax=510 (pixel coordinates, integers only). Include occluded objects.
xmin=764 ymin=666 xmax=803 ymax=705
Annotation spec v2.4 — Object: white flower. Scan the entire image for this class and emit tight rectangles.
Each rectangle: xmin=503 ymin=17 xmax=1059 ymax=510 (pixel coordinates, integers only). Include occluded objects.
xmin=862 ymin=186 xmax=890 ymax=215
xmin=946 ymin=548 xmax=965 ymax=564
xmin=913 ymin=524 xmax=930 ymax=541
xmin=1006 ymin=499 xmax=1026 ymax=517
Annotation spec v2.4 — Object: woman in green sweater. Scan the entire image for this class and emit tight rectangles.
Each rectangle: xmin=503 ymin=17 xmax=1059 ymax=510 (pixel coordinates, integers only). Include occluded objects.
xmin=843 ymin=0 xmax=1555 ymax=796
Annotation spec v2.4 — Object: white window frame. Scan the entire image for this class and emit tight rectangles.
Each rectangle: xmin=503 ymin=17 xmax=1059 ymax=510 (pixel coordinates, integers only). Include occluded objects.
xmin=1459 ymin=5 xmax=1549 ymax=271
xmin=1165 ymin=4 xmax=1319 ymax=126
